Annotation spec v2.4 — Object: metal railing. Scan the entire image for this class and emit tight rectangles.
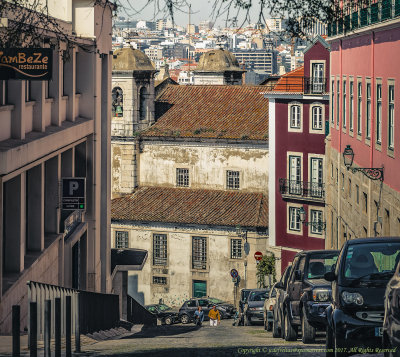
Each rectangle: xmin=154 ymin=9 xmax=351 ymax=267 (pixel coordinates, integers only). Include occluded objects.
xmin=27 ymin=281 xmax=120 ymax=342
xmin=328 ymin=0 xmax=400 ymax=36
xmin=272 ymin=77 xmax=327 ymax=94
xmin=279 ymin=178 xmax=325 ymax=200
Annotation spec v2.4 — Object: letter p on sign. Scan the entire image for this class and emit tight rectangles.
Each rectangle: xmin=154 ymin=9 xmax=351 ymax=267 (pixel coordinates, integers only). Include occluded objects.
xmin=69 ymin=181 xmax=79 ymax=195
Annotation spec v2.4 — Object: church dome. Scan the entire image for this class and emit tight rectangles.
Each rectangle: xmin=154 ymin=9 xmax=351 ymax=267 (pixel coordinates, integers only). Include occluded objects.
xmin=112 ymin=47 xmax=155 ymax=71
xmin=195 ymin=48 xmax=244 ymax=73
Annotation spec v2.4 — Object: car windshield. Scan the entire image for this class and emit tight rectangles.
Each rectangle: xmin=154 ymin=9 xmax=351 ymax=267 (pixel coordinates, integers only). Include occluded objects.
xmin=157 ymin=304 xmax=171 ymax=312
xmin=146 ymin=306 xmax=157 ymax=313
xmin=306 ymin=252 xmax=339 ymax=279
xmin=248 ymin=290 xmax=269 ymax=302
xmin=342 ymin=242 xmax=400 ymax=283
xmin=207 ymin=297 xmax=225 ymax=304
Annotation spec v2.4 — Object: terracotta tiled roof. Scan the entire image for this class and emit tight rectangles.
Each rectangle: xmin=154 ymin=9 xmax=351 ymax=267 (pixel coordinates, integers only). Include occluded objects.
xmin=273 ymin=66 xmax=304 ymax=93
xmin=144 ymin=85 xmax=269 ymax=140
xmin=111 ymin=187 xmax=268 ymax=228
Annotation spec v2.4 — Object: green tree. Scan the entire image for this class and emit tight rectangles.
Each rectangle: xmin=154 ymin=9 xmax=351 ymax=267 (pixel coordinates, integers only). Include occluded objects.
xmin=256 ymin=251 xmax=276 ymax=288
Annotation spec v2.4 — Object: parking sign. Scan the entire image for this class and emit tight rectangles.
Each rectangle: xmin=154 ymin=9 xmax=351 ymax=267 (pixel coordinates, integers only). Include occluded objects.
xmin=62 ymin=178 xmax=86 ymax=210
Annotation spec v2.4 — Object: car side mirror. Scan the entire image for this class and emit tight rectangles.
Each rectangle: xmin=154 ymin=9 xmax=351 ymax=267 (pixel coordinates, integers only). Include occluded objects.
xmin=294 ymin=270 xmax=302 ymax=281
xmin=324 ymin=271 xmax=336 ymax=282
xmin=275 ymin=282 xmax=284 ymax=289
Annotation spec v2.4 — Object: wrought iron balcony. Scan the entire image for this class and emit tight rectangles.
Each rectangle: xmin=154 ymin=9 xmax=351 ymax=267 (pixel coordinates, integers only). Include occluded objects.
xmin=272 ymin=77 xmax=327 ymax=94
xmin=328 ymin=0 xmax=400 ymax=37
xmin=279 ymin=178 xmax=325 ymax=201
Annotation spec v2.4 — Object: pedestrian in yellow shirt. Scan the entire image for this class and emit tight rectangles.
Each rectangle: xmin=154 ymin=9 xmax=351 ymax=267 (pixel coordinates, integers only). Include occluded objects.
xmin=208 ymin=305 xmax=220 ymax=326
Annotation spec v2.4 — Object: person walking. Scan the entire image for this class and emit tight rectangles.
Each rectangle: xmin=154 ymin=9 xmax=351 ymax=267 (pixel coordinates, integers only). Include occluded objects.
xmin=208 ymin=305 xmax=220 ymax=327
xmin=194 ymin=306 xmax=204 ymax=327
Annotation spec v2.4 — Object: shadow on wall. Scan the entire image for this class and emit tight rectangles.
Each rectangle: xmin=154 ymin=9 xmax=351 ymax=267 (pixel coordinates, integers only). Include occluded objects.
xmin=128 ymin=274 xmax=145 ymax=305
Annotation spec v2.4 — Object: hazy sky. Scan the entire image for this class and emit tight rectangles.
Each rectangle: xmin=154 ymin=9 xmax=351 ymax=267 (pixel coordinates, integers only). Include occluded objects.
xmin=118 ymin=0 xmax=266 ymax=27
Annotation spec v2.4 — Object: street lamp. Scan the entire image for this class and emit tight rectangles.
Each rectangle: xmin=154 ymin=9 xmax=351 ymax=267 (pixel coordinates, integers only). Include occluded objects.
xmin=298 ymin=207 xmax=326 ymax=231
xmin=235 ymin=225 xmax=248 ymax=242
xmin=342 ymin=145 xmax=384 ymax=181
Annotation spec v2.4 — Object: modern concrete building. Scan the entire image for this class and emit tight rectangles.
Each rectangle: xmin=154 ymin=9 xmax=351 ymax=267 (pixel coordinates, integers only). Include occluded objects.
xmin=325 ymin=1 xmax=400 ymax=249
xmin=232 ymin=49 xmax=277 ymax=75
xmin=0 ymin=0 xmax=113 ymax=333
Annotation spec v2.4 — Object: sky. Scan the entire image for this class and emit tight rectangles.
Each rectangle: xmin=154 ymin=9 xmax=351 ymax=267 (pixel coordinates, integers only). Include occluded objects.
xmin=118 ymin=0 xmax=267 ymax=27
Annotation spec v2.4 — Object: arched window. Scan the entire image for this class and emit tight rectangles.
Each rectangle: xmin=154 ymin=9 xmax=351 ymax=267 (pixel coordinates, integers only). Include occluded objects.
xmin=112 ymin=87 xmax=123 ymax=117
xmin=139 ymin=87 xmax=148 ymax=121
xmin=290 ymin=105 xmax=301 ymax=129
xmin=312 ymin=106 xmax=323 ymax=130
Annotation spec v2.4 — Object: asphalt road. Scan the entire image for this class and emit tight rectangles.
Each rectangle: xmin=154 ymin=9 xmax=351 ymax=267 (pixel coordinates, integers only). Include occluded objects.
xmin=83 ymin=320 xmax=384 ymax=357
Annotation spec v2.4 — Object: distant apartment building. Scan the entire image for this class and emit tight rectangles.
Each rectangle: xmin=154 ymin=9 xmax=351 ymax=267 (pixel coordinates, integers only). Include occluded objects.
xmin=199 ymin=20 xmax=214 ymax=31
xmin=144 ymin=46 xmax=164 ymax=61
xmin=0 ymin=0 xmax=113 ymax=333
xmin=325 ymin=1 xmax=400 ymax=248
xmin=266 ymin=18 xmax=283 ymax=32
xmin=232 ymin=49 xmax=277 ymax=75
xmin=186 ymin=24 xmax=199 ymax=34
xmin=157 ymin=19 xmax=173 ymax=31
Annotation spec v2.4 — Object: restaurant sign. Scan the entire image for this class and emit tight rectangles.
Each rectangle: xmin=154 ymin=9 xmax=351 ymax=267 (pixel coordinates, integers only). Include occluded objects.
xmin=0 ymin=48 xmax=52 ymax=80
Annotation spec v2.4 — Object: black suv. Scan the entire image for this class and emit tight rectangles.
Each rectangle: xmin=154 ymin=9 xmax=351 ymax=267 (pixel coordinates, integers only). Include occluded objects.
xmin=325 ymin=237 xmax=400 ymax=356
xmin=283 ymin=249 xmax=339 ymax=343
xmin=178 ymin=297 xmax=235 ymax=323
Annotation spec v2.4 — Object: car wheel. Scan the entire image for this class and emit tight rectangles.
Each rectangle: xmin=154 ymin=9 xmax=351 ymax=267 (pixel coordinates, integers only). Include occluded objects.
xmin=301 ymin=306 xmax=315 ymax=344
xmin=284 ymin=310 xmax=297 ymax=341
xmin=326 ymin=324 xmax=334 ymax=357
xmin=272 ymin=318 xmax=280 ymax=338
xmin=164 ymin=317 xmax=172 ymax=325
xmin=180 ymin=314 xmax=190 ymax=324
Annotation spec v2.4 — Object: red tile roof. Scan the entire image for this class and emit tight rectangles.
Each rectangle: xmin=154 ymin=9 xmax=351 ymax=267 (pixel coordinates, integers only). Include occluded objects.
xmin=273 ymin=66 xmax=304 ymax=93
xmin=144 ymin=85 xmax=269 ymax=140
xmin=111 ymin=187 xmax=268 ymax=228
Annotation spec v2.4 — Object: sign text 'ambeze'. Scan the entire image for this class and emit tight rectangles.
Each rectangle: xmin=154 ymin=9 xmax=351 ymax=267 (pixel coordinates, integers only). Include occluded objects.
xmin=0 ymin=48 xmax=52 ymax=80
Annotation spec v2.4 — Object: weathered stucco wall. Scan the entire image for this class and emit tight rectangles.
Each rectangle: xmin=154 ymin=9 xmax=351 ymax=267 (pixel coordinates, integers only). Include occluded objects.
xmin=111 ymin=222 xmax=270 ymax=307
xmin=111 ymin=141 xmax=137 ymax=197
xmin=139 ymin=142 xmax=269 ymax=193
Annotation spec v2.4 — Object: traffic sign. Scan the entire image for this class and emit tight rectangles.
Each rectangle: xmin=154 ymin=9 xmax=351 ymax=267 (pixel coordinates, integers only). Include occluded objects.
xmin=254 ymin=251 xmax=263 ymax=261
xmin=62 ymin=178 xmax=86 ymax=210
xmin=230 ymin=269 xmax=239 ymax=278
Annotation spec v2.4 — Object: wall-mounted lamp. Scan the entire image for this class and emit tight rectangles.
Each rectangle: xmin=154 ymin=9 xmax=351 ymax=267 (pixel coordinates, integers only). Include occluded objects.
xmin=343 ymin=145 xmax=384 ymax=181
xmin=298 ymin=207 xmax=326 ymax=231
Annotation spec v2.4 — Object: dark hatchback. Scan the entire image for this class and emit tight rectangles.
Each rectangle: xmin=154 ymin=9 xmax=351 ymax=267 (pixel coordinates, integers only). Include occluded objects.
xmin=383 ymin=252 xmax=400 ymax=356
xmin=244 ymin=289 xmax=269 ymax=325
xmin=145 ymin=304 xmax=179 ymax=325
xmin=325 ymin=237 xmax=400 ymax=356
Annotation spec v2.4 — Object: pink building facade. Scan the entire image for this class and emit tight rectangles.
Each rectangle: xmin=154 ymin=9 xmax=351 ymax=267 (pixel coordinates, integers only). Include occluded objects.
xmin=265 ymin=37 xmax=330 ymax=274
xmin=326 ymin=2 xmax=400 ymax=249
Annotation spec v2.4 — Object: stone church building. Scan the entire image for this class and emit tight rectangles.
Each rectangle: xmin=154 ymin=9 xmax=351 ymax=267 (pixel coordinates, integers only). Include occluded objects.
xmin=110 ymin=48 xmax=272 ymax=307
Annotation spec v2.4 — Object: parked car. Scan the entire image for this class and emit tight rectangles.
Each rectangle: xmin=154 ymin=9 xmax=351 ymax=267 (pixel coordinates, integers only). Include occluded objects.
xmin=145 ymin=304 xmax=179 ymax=325
xmin=283 ymin=249 xmax=339 ymax=343
xmin=383 ymin=252 xmax=400 ymax=357
xmin=244 ymin=288 xmax=269 ymax=325
xmin=263 ymin=283 xmax=277 ymax=331
xmin=272 ymin=264 xmax=292 ymax=338
xmin=325 ymin=237 xmax=400 ymax=356
xmin=178 ymin=297 xmax=235 ymax=323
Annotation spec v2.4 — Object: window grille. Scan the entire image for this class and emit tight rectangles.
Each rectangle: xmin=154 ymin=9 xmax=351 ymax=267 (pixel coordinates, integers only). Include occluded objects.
xmin=226 ymin=171 xmax=240 ymax=190
xmin=153 ymin=276 xmax=167 ymax=285
xmin=231 ymin=239 xmax=242 ymax=259
xmin=115 ymin=231 xmax=129 ymax=248
xmin=176 ymin=168 xmax=189 ymax=187
xmin=153 ymin=234 xmax=167 ymax=266
xmin=192 ymin=236 xmax=207 ymax=269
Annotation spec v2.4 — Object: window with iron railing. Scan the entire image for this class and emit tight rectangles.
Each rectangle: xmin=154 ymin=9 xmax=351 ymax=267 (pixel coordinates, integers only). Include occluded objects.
xmin=153 ymin=234 xmax=167 ymax=266
xmin=176 ymin=168 xmax=189 ymax=187
xmin=226 ymin=170 xmax=240 ymax=190
xmin=231 ymin=239 xmax=242 ymax=259
xmin=153 ymin=276 xmax=167 ymax=285
xmin=192 ymin=236 xmax=207 ymax=270
xmin=115 ymin=231 xmax=129 ymax=249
